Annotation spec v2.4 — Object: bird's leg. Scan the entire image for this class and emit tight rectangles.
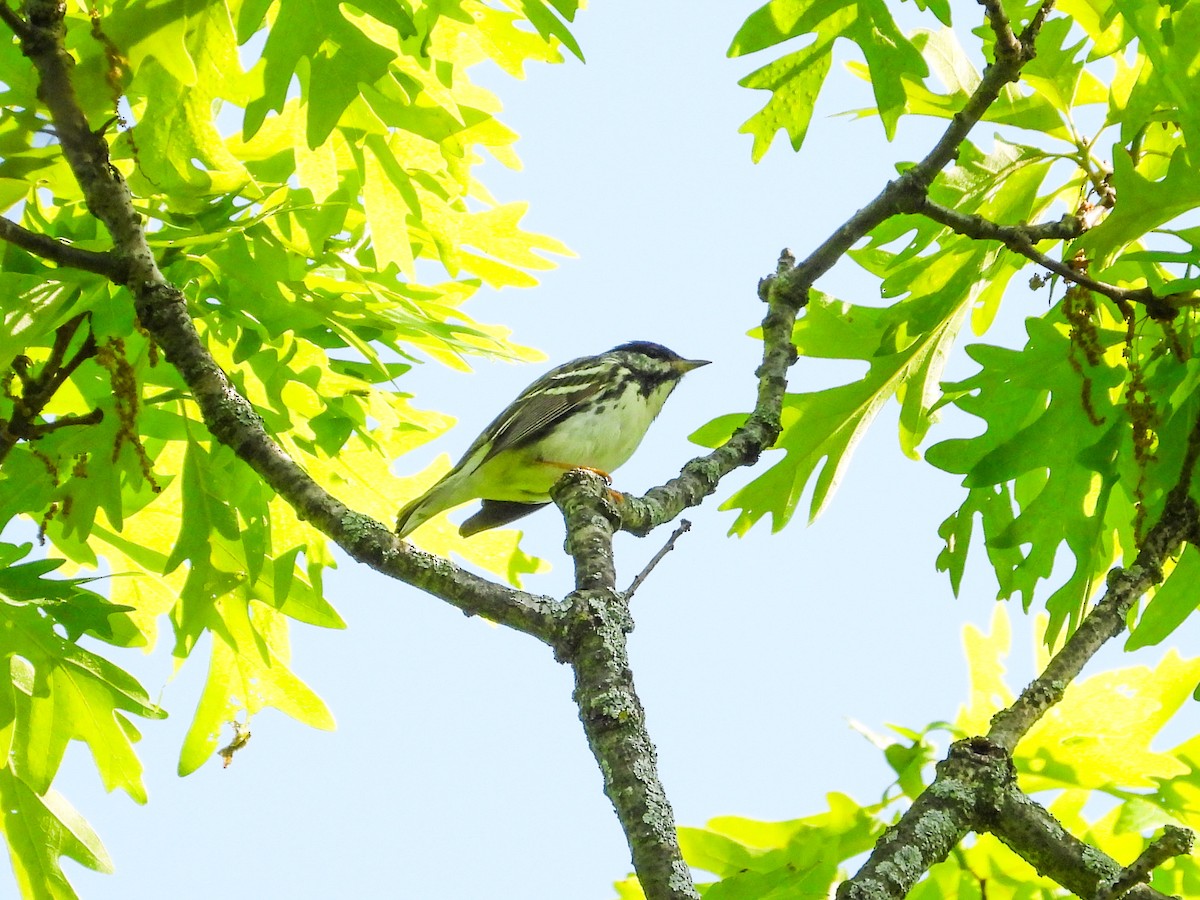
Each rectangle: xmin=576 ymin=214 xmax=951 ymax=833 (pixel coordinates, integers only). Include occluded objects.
xmin=539 ymin=460 xmax=613 ymax=484
xmin=541 ymin=460 xmax=625 ymax=508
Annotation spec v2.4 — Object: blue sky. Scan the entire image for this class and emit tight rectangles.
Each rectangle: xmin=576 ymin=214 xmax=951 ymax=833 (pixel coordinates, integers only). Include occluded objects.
xmin=12 ymin=2 xmax=1186 ymax=899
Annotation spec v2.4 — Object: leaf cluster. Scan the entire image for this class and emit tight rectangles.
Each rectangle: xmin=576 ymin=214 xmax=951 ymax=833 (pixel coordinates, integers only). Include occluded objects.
xmin=4 ymin=0 xmax=1200 ymax=896
xmin=707 ymin=0 xmax=1200 ymax=653
xmin=621 ymin=608 xmax=1200 ymax=900
xmin=666 ymin=0 xmax=1200 ymax=895
xmin=0 ymin=0 xmax=578 ymax=893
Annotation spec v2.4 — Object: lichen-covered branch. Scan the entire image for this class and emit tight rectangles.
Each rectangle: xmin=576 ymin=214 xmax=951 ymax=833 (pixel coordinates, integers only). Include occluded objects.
xmin=992 ymin=788 xmax=1177 ymax=900
xmin=836 ymin=739 xmax=1008 ymax=900
xmin=1094 ymin=827 xmax=1194 ymax=900
xmin=618 ymin=249 xmax=795 ymax=536
xmin=551 ymin=471 xmax=699 ymax=900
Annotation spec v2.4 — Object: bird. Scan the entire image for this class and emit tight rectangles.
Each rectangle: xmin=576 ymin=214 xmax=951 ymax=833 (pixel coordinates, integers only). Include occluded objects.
xmin=395 ymin=341 xmax=709 ymax=538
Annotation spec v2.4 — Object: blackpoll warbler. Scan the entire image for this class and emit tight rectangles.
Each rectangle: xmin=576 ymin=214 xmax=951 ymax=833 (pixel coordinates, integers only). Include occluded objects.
xmin=395 ymin=341 xmax=709 ymax=538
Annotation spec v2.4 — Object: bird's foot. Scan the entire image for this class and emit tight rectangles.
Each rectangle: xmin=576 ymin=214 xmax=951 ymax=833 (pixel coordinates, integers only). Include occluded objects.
xmin=540 ymin=460 xmax=613 ymax=484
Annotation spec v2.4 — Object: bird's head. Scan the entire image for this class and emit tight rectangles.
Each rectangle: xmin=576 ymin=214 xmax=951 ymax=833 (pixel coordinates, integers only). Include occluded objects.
xmin=607 ymin=341 xmax=710 ymax=393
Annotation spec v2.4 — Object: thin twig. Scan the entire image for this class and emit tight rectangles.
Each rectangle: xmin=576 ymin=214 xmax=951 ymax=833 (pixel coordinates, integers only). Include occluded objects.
xmin=624 ymin=519 xmax=691 ymax=601
xmin=917 ymin=199 xmax=1182 ymax=317
xmin=925 ymin=206 xmax=1085 ymax=244
xmin=21 ymin=408 xmax=104 ymax=438
xmin=1094 ymin=827 xmax=1195 ymax=900
xmin=0 ymin=1 xmax=29 ymax=40
xmin=0 ymin=315 xmax=101 ymax=465
xmin=1018 ymin=0 xmax=1058 ymax=52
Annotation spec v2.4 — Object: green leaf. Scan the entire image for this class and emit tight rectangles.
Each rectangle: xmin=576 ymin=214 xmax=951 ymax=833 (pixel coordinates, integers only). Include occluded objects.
xmin=165 ymin=436 xmax=241 ymax=576
xmin=1020 ymin=649 xmax=1199 ymax=791
xmin=735 ymin=35 xmax=837 ymax=163
xmin=509 ymin=0 xmax=583 ymax=61
xmin=0 ymin=548 xmax=134 ymax=644
xmin=0 ymin=276 xmax=81 ymax=376
xmin=128 ymin=61 xmax=249 ymax=199
xmin=1127 ymin=544 xmax=1200 ymax=649
xmin=927 ymin=318 xmax=1124 ymax=633
xmin=1075 ymin=148 xmax=1200 ymax=268
xmin=0 ymin=587 xmax=164 ymax=804
xmin=641 ymin=794 xmax=883 ymax=898
xmin=0 ymin=766 xmax=112 ymax=900
xmin=696 ymin=283 xmax=970 ymax=534
xmin=730 ymin=0 xmax=927 ymax=156
xmin=178 ymin=595 xmax=335 ymax=775
xmin=244 ymin=0 xmax=408 ymax=144
xmin=1019 ymin=16 xmax=1108 ymax=115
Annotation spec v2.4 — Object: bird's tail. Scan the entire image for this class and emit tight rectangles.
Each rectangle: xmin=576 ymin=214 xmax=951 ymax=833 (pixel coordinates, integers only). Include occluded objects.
xmin=394 ymin=494 xmax=429 ymax=538
xmin=459 ymin=500 xmax=548 ymax=536
xmin=395 ymin=478 xmax=458 ymax=538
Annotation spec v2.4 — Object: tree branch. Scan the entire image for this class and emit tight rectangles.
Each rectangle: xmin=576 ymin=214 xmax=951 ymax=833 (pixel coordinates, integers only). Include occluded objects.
xmin=0 ymin=315 xmax=100 ymax=465
xmin=1094 ymin=826 xmax=1194 ymax=900
xmin=836 ymin=738 xmax=1008 ymax=900
xmin=992 ymin=788 xmax=1178 ymax=900
xmin=1017 ymin=0 xmax=1058 ymax=55
xmin=980 ymin=0 xmax=1020 ymax=56
xmin=552 ymin=470 xmax=699 ymax=900
xmin=915 ymin=200 xmax=1183 ymax=319
xmin=0 ymin=215 xmax=130 ymax=281
xmin=617 ymin=250 xmax=797 ymax=535
xmin=0 ymin=1 xmax=30 ymax=41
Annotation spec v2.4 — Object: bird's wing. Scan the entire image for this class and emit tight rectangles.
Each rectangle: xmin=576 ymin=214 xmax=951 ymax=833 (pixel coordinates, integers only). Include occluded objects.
xmin=396 ymin=373 xmax=599 ymax=536
xmin=397 ymin=356 xmax=616 ymax=537
xmin=469 ymin=365 xmax=610 ymax=466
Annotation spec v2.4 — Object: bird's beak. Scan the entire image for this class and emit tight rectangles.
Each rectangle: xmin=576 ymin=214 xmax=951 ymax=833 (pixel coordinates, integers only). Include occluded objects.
xmin=674 ymin=357 xmax=710 ymax=374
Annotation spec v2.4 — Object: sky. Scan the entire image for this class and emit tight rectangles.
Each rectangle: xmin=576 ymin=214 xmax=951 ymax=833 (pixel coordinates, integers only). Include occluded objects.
xmin=8 ymin=2 xmax=1195 ymax=899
